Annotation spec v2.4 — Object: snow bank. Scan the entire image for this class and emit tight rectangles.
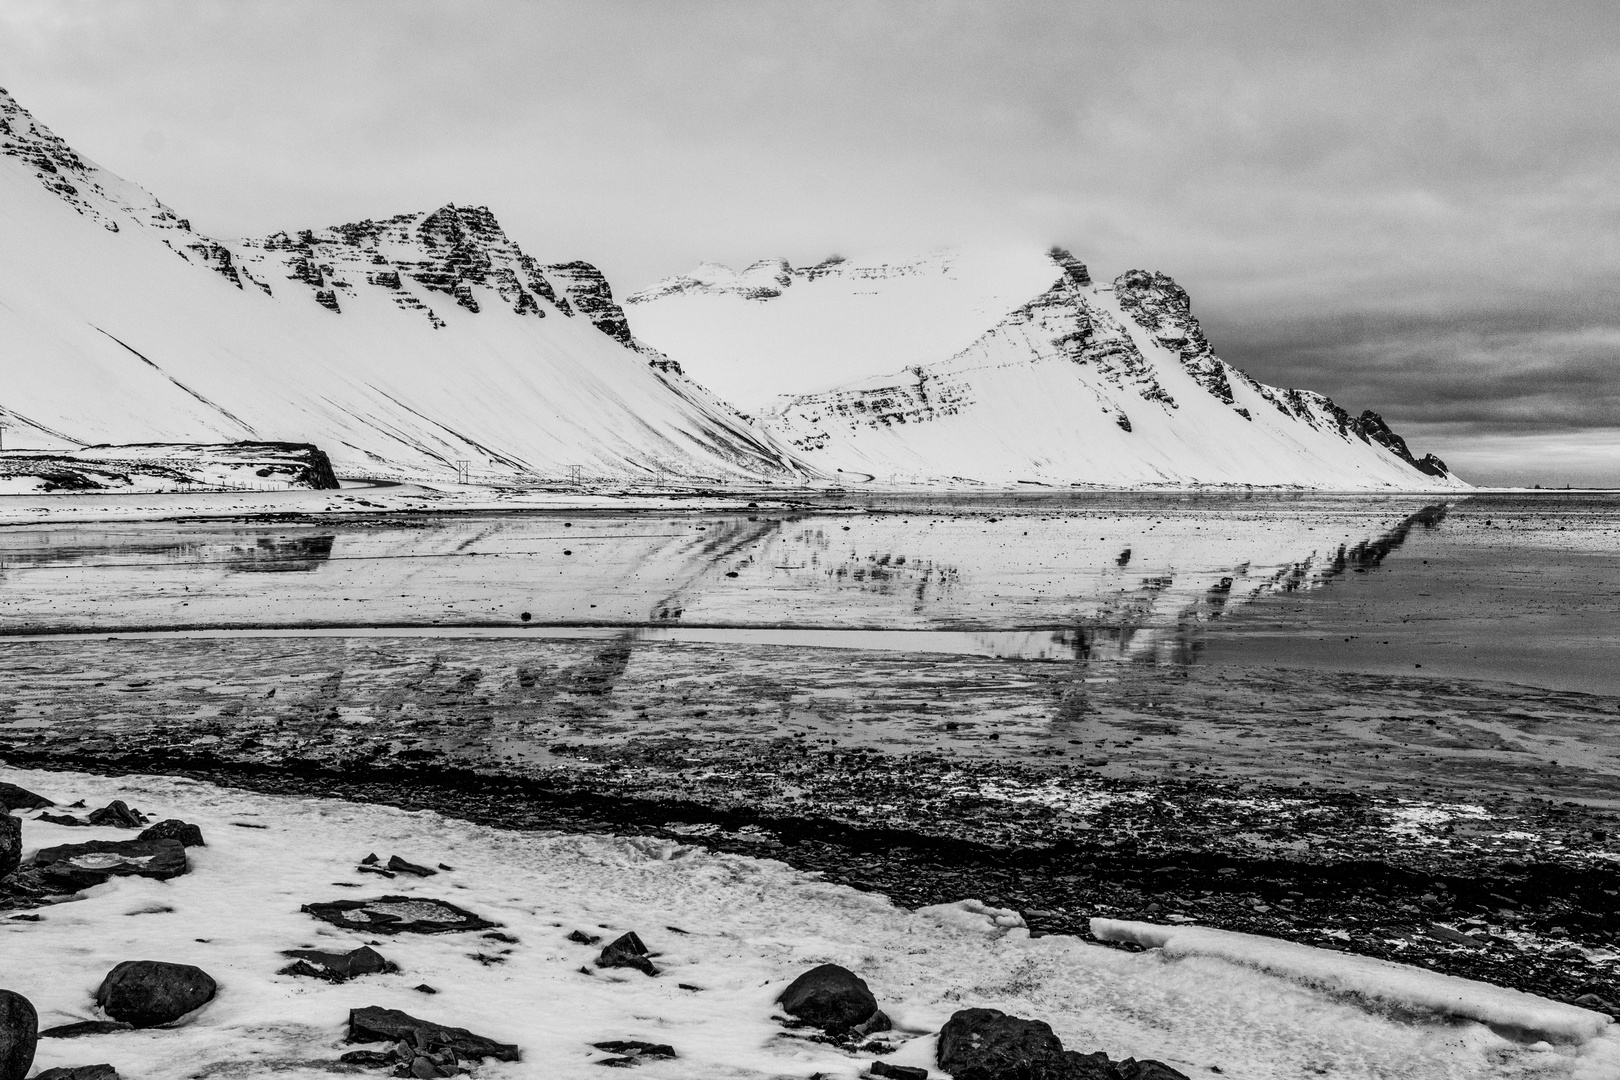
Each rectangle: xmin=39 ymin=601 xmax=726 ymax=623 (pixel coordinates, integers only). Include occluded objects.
xmin=3 ymin=768 xmax=1615 ymax=1079
xmin=1091 ymin=918 xmax=1612 ymax=1045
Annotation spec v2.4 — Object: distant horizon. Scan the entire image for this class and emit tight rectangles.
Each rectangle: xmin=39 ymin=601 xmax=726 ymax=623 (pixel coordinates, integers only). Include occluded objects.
xmin=1 ymin=1 xmax=1614 ymax=486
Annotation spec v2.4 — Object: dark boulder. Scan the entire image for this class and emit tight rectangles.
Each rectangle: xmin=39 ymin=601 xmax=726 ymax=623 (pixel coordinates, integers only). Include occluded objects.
xmin=936 ymin=1010 xmax=1188 ymax=1080
xmin=386 ymin=855 xmax=437 ymax=877
xmin=777 ymin=963 xmax=886 ymax=1035
xmin=567 ymin=929 xmax=602 ymax=946
xmin=596 ymin=932 xmax=659 ymax=976
xmin=0 ymin=817 xmax=18 ymax=880
xmin=34 ymin=1068 xmax=119 ymax=1080
xmin=136 ymin=820 xmax=205 ymax=848
xmin=0 ymin=783 xmax=51 ymax=812
xmin=302 ymin=896 xmax=495 ymax=934
xmin=36 ymin=814 xmax=85 ymax=827
xmin=936 ymin=1008 xmax=1070 ymax=1080
xmin=94 ymin=961 xmax=216 ymax=1028
xmin=593 ymin=1040 xmax=676 ymax=1065
xmin=0 ymin=989 xmax=37 ymax=1080
xmin=32 ymin=839 xmax=189 ymax=887
xmin=38 ymin=1021 xmax=134 ymax=1038
xmin=870 ymin=1063 xmax=928 ymax=1080
xmin=86 ymin=801 xmax=145 ymax=828
xmin=1117 ymin=1062 xmax=1190 ymax=1080
xmin=279 ymin=945 xmax=395 ymax=982
xmin=346 ymin=1006 xmax=519 ymax=1062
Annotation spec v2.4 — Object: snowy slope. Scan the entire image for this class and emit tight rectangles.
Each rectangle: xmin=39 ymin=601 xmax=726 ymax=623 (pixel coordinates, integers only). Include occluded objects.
xmin=627 ymin=249 xmax=1464 ymax=490
xmin=0 ymin=86 xmax=807 ymax=484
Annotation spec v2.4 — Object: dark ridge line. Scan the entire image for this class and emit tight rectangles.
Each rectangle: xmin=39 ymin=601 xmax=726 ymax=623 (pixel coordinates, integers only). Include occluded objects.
xmin=93 ymin=327 xmax=261 ymax=435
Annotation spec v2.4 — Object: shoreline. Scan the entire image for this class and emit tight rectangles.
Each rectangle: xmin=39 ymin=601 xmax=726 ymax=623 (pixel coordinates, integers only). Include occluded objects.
xmin=3 ymin=765 xmax=1617 ymax=1080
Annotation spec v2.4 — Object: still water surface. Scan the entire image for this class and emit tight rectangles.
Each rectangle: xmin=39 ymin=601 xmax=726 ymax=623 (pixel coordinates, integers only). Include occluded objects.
xmin=0 ymin=492 xmax=1615 ymax=693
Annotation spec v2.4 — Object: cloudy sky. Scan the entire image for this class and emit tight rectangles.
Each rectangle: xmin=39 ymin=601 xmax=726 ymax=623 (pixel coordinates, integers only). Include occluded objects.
xmin=2 ymin=0 xmax=1615 ymax=485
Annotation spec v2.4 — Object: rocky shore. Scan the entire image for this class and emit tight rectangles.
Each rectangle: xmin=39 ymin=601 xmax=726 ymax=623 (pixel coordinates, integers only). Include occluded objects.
xmin=4 ymin=768 xmax=1615 ymax=1080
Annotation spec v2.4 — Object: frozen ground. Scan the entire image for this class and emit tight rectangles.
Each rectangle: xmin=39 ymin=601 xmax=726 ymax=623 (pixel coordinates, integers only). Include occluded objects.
xmin=5 ymin=767 xmax=1617 ymax=1080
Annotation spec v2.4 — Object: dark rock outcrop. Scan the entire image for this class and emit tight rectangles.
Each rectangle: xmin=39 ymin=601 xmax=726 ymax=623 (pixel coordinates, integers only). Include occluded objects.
xmin=593 ymin=1039 xmax=676 ymax=1066
xmin=38 ymin=1022 xmax=134 ymax=1039
xmin=0 ymin=989 xmax=37 ymax=1080
xmin=870 ymin=1063 xmax=929 ymax=1080
xmin=302 ymin=896 xmax=496 ymax=934
xmin=279 ymin=944 xmax=395 ymax=982
xmin=345 ymin=1006 xmax=520 ymax=1062
xmin=541 ymin=261 xmax=635 ymax=345
xmin=95 ymin=961 xmax=216 ymax=1028
xmin=86 ymin=801 xmax=145 ymax=828
xmin=32 ymin=838 xmax=188 ymax=888
xmin=136 ymin=820 xmax=205 ymax=848
xmin=386 ymin=855 xmax=437 ymax=877
xmin=776 ymin=963 xmax=887 ymax=1035
xmin=596 ymin=932 xmax=659 ymax=976
xmin=0 ymin=783 xmax=51 ymax=812
xmin=936 ymin=1009 xmax=1188 ymax=1080
xmin=0 ymin=817 xmax=18 ymax=880
xmin=34 ymin=1067 xmax=119 ymax=1080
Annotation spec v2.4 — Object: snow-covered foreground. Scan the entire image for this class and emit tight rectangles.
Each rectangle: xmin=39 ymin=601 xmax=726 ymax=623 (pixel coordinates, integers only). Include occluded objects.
xmin=4 ymin=768 xmax=1614 ymax=1080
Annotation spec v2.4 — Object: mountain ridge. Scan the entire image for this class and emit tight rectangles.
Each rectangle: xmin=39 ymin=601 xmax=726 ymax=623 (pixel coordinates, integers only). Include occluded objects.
xmin=628 ymin=248 xmax=1461 ymax=488
xmin=0 ymin=84 xmax=799 ymax=483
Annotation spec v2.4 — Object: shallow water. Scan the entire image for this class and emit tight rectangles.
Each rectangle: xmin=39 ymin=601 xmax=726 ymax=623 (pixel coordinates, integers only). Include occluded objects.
xmin=1 ymin=492 xmax=1616 ymax=692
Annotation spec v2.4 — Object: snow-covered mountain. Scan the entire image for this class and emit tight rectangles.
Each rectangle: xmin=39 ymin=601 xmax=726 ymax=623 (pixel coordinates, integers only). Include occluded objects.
xmin=0 ymin=86 xmax=806 ymax=484
xmin=627 ymin=250 xmax=1463 ymax=489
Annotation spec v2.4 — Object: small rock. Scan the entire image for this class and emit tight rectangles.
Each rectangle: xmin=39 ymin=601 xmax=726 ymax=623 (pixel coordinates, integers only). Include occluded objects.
xmin=567 ymin=930 xmax=602 ymax=946
xmin=0 ymin=783 xmax=51 ymax=812
xmin=360 ymin=853 xmax=380 ymax=865
xmin=1119 ymin=1061 xmax=1194 ymax=1080
xmin=36 ymin=814 xmax=85 ymax=827
xmin=593 ymin=1040 xmax=675 ymax=1059
xmin=38 ymin=1022 xmax=135 ymax=1038
xmin=86 ymin=801 xmax=146 ymax=829
xmin=387 ymin=855 xmax=437 ymax=877
xmin=1 ymin=817 xmax=19 ymax=879
xmin=345 ymin=1006 xmax=519 ymax=1062
xmin=95 ymin=960 xmax=217 ymax=1028
xmin=870 ymin=1063 xmax=928 ymax=1080
xmin=34 ymin=1067 xmax=118 ymax=1080
xmin=0 ymin=989 xmax=38 ymax=1080
xmin=778 ymin=964 xmax=885 ymax=1035
xmin=596 ymin=932 xmax=659 ymax=976
xmin=337 ymin=1049 xmax=393 ymax=1067
xmin=280 ymin=944 xmax=396 ymax=983
xmin=136 ymin=820 xmax=205 ymax=848
xmin=413 ymin=985 xmax=438 ymax=995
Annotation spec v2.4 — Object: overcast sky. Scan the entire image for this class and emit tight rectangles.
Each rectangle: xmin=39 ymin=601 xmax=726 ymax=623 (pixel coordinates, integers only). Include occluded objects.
xmin=2 ymin=0 xmax=1615 ymax=485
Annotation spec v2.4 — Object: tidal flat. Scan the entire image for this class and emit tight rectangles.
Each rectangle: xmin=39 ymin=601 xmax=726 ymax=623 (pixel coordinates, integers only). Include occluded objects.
xmin=3 ymin=492 xmax=1618 ymax=1010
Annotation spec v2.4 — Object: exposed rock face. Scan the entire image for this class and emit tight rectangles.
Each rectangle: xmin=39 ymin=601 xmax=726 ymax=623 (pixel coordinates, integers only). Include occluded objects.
xmin=541 ymin=260 xmax=633 ymax=344
xmin=302 ymin=895 xmax=497 ymax=934
xmin=775 ymin=963 xmax=887 ymax=1035
xmin=136 ymin=820 xmax=205 ymax=848
xmin=1112 ymin=269 xmax=1232 ymax=405
xmin=31 ymin=838 xmax=189 ymax=888
xmin=33 ymin=1067 xmax=119 ymax=1080
xmin=0 ymin=442 xmax=341 ymax=494
xmin=936 ymin=1009 xmax=1189 ymax=1080
xmin=596 ymin=931 xmax=659 ymax=976
xmin=345 ymin=1006 xmax=520 ymax=1062
xmin=0 ymin=988 xmax=37 ymax=1080
xmin=0 ymin=816 xmax=18 ymax=880
xmin=0 ymin=783 xmax=51 ymax=812
xmin=95 ymin=961 xmax=217 ymax=1028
